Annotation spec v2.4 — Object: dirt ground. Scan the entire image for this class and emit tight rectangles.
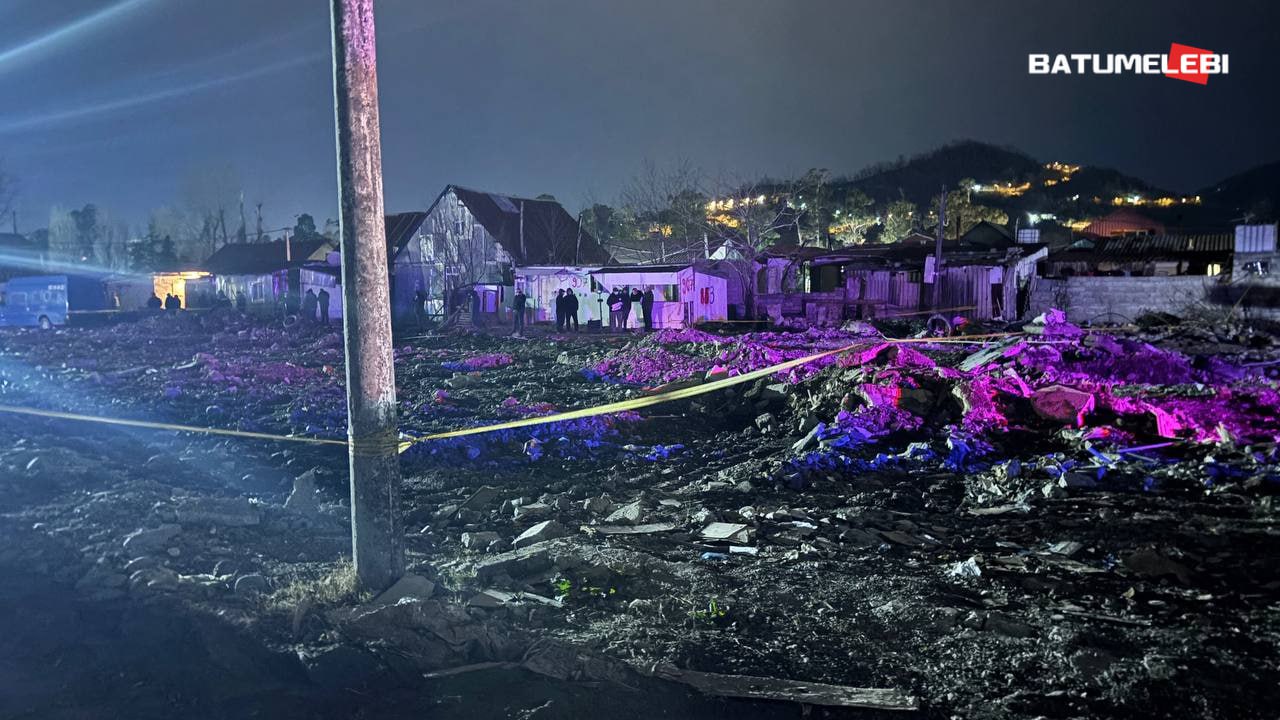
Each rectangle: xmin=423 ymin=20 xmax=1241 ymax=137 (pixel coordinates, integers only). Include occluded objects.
xmin=0 ymin=310 xmax=1277 ymax=719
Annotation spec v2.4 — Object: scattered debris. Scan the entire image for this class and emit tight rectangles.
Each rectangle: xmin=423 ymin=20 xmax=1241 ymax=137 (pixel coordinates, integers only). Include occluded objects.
xmin=657 ymin=668 xmax=918 ymax=711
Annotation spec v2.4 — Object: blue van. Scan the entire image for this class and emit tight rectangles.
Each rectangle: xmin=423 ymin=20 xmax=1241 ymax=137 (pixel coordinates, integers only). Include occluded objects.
xmin=0 ymin=275 xmax=107 ymax=329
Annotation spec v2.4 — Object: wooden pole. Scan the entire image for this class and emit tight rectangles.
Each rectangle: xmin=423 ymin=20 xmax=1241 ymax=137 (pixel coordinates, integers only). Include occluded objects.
xmin=331 ymin=0 xmax=403 ymax=591
xmin=932 ymin=186 xmax=946 ymax=309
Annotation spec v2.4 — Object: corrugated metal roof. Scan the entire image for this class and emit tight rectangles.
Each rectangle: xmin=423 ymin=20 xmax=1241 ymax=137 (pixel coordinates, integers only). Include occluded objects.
xmin=1080 ymin=210 xmax=1165 ymax=238
xmin=1061 ymin=233 xmax=1234 ymax=259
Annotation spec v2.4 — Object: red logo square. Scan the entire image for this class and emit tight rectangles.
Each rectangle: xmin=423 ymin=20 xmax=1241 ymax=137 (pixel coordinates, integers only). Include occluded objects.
xmin=1166 ymin=43 xmax=1212 ymax=85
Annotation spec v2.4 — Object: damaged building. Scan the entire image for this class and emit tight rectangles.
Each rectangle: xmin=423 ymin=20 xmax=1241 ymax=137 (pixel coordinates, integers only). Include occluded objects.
xmin=387 ymin=186 xmax=612 ymax=325
xmin=753 ymin=232 xmax=1046 ymax=325
xmin=200 ymin=237 xmax=335 ymax=313
xmin=1027 ymin=228 xmax=1267 ymax=324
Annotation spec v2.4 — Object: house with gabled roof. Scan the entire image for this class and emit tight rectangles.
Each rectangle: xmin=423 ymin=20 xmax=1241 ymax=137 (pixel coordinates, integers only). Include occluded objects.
xmin=386 ymin=186 xmax=611 ymax=325
xmin=200 ymin=237 xmax=334 ymax=313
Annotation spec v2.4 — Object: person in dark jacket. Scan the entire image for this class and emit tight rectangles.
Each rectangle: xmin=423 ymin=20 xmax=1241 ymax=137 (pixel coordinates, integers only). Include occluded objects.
xmin=554 ymin=289 xmax=565 ymax=331
xmin=620 ymin=286 xmax=639 ymax=329
xmin=301 ymin=289 xmax=318 ymax=323
xmin=512 ymin=287 xmax=527 ymax=334
xmin=640 ymin=286 xmax=655 ymax=331
xmin=163 ymin=293 xmax=180 ymax=311
xmin=470 ymin=288 xmax=483 ymax=327
xmin=607 ymin=288 xmax=624 ymax=331
xmin=565 ymin=289 xmax=579 ymax=331
xmin=414 ymin=289 xmax=429 ymax=330
xmin=146 ymin=293 xmax=163 ymax=310
xmin=317 ymin=288 xmax=331 ymax=326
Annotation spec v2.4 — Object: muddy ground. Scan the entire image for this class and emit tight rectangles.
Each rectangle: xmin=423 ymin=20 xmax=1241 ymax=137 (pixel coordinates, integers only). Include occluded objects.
xmin=0 ymin=310 xmax=1277 ymax=719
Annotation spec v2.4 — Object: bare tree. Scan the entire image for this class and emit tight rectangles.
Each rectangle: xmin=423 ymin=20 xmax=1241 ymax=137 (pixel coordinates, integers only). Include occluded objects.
xmin=619 ymin=158 xmax=709 ymax=263
xmin=179 ymin=163 xmax=243 ymax=259
xmin=705 ymin=171 xmax=796 ymax=251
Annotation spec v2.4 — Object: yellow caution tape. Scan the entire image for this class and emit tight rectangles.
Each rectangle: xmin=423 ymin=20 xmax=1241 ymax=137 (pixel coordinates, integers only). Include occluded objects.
xmin=0 ymin=403 xmax=348 ymax=446
xmin=393 ymin=331 xmax=1023 ymax=451
xmin=0 ymin=332 xmax=1023 ymax=455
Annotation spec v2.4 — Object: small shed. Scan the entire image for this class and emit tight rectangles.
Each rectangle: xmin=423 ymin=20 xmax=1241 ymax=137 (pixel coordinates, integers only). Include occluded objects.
xmin=512 ymin=266 xmax=599 ymax=324
xmin=202 ymin=238 xmax=334 ymax=313
xmin=589 ymin=264 xmax=729 ymax=328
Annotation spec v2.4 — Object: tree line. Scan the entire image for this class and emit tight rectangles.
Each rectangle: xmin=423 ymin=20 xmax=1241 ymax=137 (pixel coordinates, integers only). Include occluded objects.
xmin=579 ymin=161 xmax=1008 ymax=265
xmin=0 ymin=160 xmax=335 ymax=273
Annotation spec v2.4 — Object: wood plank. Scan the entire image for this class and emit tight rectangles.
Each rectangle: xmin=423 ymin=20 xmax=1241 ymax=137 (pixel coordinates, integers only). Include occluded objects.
xmin=662 ymin=669 xmax=918 ymax=711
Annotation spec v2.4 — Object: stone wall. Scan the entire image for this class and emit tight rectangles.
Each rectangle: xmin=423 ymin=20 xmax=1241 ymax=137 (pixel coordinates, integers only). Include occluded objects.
xmin=1028 ymin=276 xmax=1219 ymax=323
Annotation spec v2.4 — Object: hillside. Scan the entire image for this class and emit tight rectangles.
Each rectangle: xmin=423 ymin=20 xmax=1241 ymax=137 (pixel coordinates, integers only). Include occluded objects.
xmin=836 ymin=140 xmax=1165 ymax=209
xmin=813 ymin=140 xmax=1276 ymax=228
xmin=1199 ymin=160 xmax=1280 ymax=221
xmin=839 ymin=140 xmax=1043 ymax=206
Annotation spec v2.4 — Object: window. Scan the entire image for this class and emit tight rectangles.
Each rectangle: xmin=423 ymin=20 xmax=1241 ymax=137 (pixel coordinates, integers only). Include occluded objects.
xmin=813 ymin=264 xmax=843 ymax=292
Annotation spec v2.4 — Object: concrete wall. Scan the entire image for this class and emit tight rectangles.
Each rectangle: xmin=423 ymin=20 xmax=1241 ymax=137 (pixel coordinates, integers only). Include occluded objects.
xmin=1028 ymin=276 xmax=1220 ymax=323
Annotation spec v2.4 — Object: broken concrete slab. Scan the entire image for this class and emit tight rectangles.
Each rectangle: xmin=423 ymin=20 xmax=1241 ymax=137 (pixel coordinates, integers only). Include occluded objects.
xmin=513 ymin=520 xmax=568 ymax=549
xmin=604 ymin=501 xmax=645 ymax=525
xmin=458 ymin=486 xmax=500 ymax=512
xmin=588 ymin=522 xmax=678 ymax=536
xmin=473 ymin=543 xmax=554 ymax=582
xmin=373 ymin=573 xmax=436 ymax=605
xmin=513 ymin=502 xmax=552 ymax=521
xmin=461 ymin=531 xmax=500 ymax=550
xmin=700 ymin=522 xmax=753 ymax=544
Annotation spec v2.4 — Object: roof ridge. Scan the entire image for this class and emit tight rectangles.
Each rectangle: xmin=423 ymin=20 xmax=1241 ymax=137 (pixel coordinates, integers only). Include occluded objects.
xmin=449 ymin=184 xmax=565 ymax=205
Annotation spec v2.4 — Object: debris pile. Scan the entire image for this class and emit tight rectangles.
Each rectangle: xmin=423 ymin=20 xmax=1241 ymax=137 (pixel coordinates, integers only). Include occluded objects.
xmin=3 ymin=309 xmax=1279 ymax=719
xmin=721 ymin=312 xmax=1280 ymax=499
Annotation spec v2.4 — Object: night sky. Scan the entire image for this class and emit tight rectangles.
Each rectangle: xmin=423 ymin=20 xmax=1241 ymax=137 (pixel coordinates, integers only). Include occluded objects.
xmin=3 ymin=0 xmax=1278 ymax=232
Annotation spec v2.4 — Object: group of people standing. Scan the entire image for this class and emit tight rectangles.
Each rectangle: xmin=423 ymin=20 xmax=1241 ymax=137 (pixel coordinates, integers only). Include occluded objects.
xmin=301 ymin=288 xmax=332 ymax=325
xmin=146 ymin=293 xmax=183 ymax=311
xmin=607 ymin=286 xmax=655 ymax=332
xmin=506 ymin=285 xmax=659 ymax=335
xmin=554 ymin=288 xmax=580 ymax=331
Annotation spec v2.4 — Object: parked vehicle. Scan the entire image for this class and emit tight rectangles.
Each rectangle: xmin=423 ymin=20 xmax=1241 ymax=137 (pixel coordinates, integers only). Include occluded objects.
xmin=0 ymin=275 xmax=108 ymax=329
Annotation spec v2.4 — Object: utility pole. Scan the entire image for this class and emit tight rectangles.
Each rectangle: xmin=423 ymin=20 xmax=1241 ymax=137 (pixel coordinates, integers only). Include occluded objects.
xmin=932 ymin=186 xmax=946 ymax=309
xmin=574 ymin=210 xmax=583 ymax=265
xmin=331 ymin=0 xmax=403 ymax=591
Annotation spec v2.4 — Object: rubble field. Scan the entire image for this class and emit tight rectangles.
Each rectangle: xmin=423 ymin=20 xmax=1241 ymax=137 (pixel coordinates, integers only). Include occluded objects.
xmin=1 ymin=309 xmax=1278 ymax=719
